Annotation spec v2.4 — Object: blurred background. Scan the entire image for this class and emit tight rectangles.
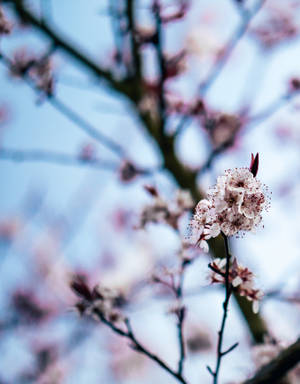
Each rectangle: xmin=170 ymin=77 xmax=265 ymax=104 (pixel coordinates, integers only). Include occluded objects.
xmin=0 ymin=0 xmax=300 ymax=383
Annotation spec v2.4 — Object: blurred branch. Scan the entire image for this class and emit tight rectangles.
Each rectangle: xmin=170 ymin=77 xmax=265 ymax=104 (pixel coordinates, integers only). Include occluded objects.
xmin=4 ymin=0 xmax=131 ymax=95
xmin=94 ymin=311 xmax=189 ymax=384
xmin=0 ymin=147 xmax=159 ymax=179
xmin=243 ymin=338 xmax=300 ymax=384
xmin=0 ymin=53 xmax=126 ymax=157
xmin=126 ymin=0 xmax=142 ymax=78
xmin=174 ymin=0 xmax=266 ymax=138
xmin=199 ymin=0 xmax=266 ymax=95
xmin=197 ymin=88 xmax=300 ymax=176
xmin=247 ymin=91 xmax=300 ymax=126
xmin=0 ymin=148 xmax=117 ymax=170
xmin=153 ymin=1 xmax=167 ymax=132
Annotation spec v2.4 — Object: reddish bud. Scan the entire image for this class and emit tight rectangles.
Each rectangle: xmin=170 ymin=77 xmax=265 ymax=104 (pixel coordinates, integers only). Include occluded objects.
xmin=290 ymin=77 xmax=300 ymax=91
xmin=119 ymin=161 xmax=139 ymax=183
xmin=249 ymin=153 xmax=259 ymax=177
xmin=144 ymin=185 xmax=158 ymax=197
xmin=70 ymin=276 xmax=92 ymax=301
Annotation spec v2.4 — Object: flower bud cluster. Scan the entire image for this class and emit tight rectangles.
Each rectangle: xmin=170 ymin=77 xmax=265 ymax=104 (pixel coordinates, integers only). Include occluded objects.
xmin=139 ymin=188 xmax=194 ymax=230
xmin=10 ymin=49 xmax=54 ymax=95
xmin=209 ymin=258 xmax=263 ymax=313
xmin=189 ymin=166 xmax=269 ymax=252
xmin=71 ymin=277 xmax=125 ymax=323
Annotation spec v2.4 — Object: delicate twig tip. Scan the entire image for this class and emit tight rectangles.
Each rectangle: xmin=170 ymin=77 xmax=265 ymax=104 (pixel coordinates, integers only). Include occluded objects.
xmin=221 ymin=342 xmax=239 ymax=356
xmin=249 ymin=152 xmax=259 ymax=177
xmin=206 ymin=365 xmax=215 ymax=376
xmin=144 ymin=184 xmax=159 ymax=197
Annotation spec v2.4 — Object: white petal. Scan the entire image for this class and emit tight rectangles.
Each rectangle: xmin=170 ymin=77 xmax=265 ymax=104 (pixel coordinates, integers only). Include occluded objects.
xmin=216 ymin=258 xmax=227 ymax=268
xmin=199 ymin=239 xmax=209 ymax=253
xmin=252 ymin=300 xmax=259 ymax=314
xmin=232 ymin=276 xmax=243 ymax=287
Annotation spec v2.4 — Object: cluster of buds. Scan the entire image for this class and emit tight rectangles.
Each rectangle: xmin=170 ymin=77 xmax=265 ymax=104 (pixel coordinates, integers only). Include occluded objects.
xmin=204 ymin=113 xmax=241 ymax=149
xmin=138 ymin=186 xmax=194 ymax=230
xmin=209 ymin=257 xmax=263 ymax=313
xmin=289 ymin=77 xmax=300 ymax=93
xmin=30 ymin=57 xmax=54 ymax=96
xmin=10 ymin=49 xmax=54 ymax=96
xmin=250 ymin=4 xmax=298 ymax=49
xmin=70 ymin=276 xmax=125 ymax=324
xmin=118 ymin=160 xmax=140 ymax=183
xmin=12 ymin=290 xmax=51 ymax=324
xmin=163 ymin=51 xmax=186 ymax=79
xmin=0 ymin=6 xmax=12 ymax=35
xmin=188 ymin=154 xmax=269 ymax=252
xmin=78 ymin=143 xmax=96 ymax=161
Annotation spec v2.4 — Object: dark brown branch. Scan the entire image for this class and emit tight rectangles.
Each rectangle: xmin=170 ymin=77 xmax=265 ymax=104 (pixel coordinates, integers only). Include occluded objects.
xmin=93 ymin=310 xmax=188 ymax=384
xmin=4 ymin=0 xmax=130 ymax=94
xmin=243 ymin=338 xmax=300 ymax=384
xmin=126 ymin=0 xmax=142 ymax=78
xmin=153 ymin=2 xmax=167 ymax=132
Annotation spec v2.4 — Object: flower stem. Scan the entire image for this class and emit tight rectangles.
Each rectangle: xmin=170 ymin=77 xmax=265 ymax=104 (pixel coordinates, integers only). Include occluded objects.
xmin=209 ymin=233 xmax=234 ymax=384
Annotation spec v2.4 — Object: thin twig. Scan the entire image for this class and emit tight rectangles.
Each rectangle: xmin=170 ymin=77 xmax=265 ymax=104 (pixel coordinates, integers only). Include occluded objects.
xmin=197 ymin=88 xmax=300 ymax=176
xmin=247 ymin=91 xmax=300 ymax=127
xmin=176 ymin=264 xmax=187 ymax=376
xmin=174 ymin=0 xmax=266 ymax=138
xmin=208 ymin=233 xmax=236 ymax=384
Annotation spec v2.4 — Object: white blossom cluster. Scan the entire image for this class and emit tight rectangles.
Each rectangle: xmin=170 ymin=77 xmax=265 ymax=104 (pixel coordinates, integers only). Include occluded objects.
xmin=210 ymin=258 xmax=263 ymax=313
xmin=189 ymin=167 xmax=269 ymax=253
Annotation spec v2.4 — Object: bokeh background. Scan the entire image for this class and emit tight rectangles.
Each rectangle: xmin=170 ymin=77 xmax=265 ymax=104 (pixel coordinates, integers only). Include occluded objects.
xmin=0 ymin=0 xmax=300 ymax=383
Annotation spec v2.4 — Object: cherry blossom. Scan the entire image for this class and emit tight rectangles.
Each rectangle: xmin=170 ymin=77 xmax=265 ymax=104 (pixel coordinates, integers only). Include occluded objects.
xmin=209 ymin=257 xmax=263 ymax=313
xmin=188 ymin=155 xmax=269 ymax=251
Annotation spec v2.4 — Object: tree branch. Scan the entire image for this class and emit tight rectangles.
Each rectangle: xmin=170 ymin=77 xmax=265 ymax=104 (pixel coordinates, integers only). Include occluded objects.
xmin=5 ymin=0 xmax=130 ymax=95
xmin=93 ymin=310 xmax=189 ymax=384
xmin=0 ymin=147 xmax=117 ymax=170
xmin=4 ymin=0 xmax=270 ymax=345
xmin=208 ymin=233 xmax=237 ymax=384
xmin=243 ymin=338 xmax=300 ymax=384
xmin=199 ymin=0 xmax=266 ymax=95
xmin=0 ymin=53 xmax=126 ymax=157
